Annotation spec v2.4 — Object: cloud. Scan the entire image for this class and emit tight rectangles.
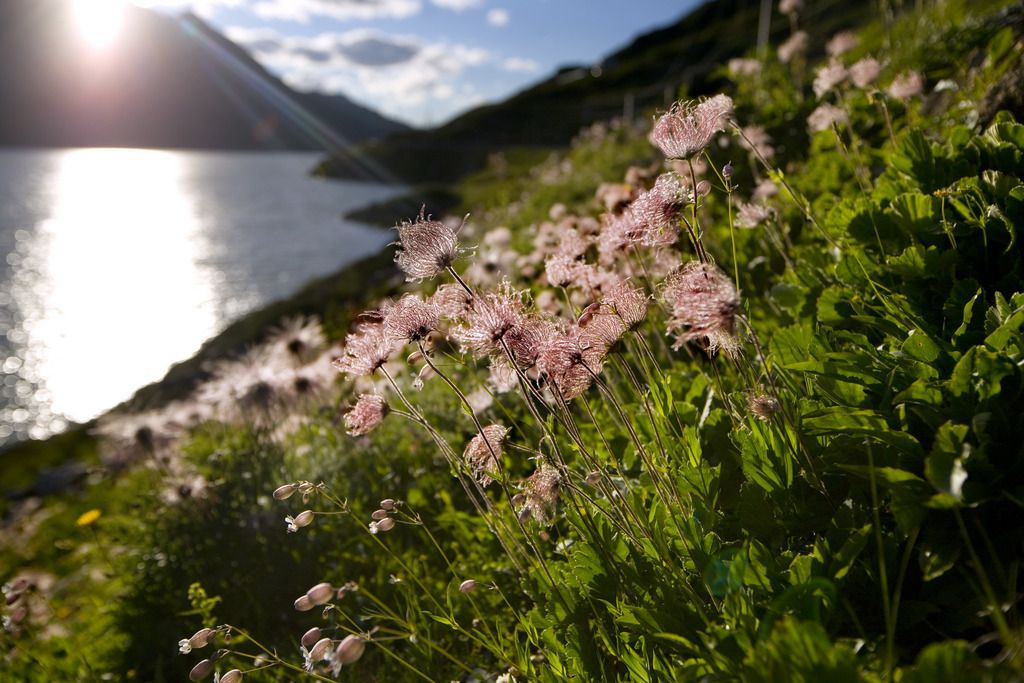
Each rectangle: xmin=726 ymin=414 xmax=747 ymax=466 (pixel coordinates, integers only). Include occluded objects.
xmin=250 ymin=0 xmax=422 ymax=23
xmin=501 ymin=57 xmax=539 ymax=73
xmin=226 ymin=26 xmax=492 ymax=125
xmin=486 ymin=7 xmax=508 ymax=26
xmin=430 ymin=0 xmax=481 ymax=10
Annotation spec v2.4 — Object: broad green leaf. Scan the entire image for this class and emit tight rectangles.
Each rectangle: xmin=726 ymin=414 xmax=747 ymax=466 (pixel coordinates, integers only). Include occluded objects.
xmin=827 ymin=525 xmax=871 ymax=581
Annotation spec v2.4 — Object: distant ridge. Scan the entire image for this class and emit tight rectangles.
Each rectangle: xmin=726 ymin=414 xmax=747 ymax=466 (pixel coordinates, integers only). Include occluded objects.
xmin=320 ymin=0 xmax=872 ymax=183
xmin=0 ymin=0 xmax=408 ymax=154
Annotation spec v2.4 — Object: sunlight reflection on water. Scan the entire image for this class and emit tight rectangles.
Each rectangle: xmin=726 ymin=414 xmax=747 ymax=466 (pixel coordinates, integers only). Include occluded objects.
xmin=0 ymin=148 xmax=396 ymax=445
xmin=27 ymin=149 xmax=218 ymax=422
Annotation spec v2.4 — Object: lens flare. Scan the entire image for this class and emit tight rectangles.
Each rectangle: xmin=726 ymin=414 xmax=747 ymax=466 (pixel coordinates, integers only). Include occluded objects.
xmin=73 ymin=0 xmax=127 ymax=48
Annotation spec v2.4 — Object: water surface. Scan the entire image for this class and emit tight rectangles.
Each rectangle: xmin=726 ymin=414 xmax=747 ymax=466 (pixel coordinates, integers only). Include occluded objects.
xmin=0 ymin=148 xmax=398 ymax=446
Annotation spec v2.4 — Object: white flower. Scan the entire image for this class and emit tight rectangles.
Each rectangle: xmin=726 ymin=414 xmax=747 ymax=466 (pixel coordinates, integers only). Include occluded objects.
xmin=178 ymin=639 xmax=192 ymax=654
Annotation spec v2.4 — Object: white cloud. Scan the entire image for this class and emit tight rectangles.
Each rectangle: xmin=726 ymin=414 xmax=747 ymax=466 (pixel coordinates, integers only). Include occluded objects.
xmin=429 ymin=0 xmax=482 ymax=10
xmin=136 ymin=0 xmax=420 ymax=21
xmin=250 ymin=0 xmax=422 ymax=23
xmin=486 ymin=7 xmax=508 ymax=26
xmin=227 ymin=26 xmax=492 ymax=125
xmin=501 ymin=57 xmax=539 ymax=73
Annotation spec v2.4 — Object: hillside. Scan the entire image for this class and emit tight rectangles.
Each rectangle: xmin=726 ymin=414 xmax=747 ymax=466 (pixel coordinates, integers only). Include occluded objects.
xmin=0 ymin=0 xmax=408 ymax=154
xmin=2 ymin=0 xmax=1024 ymax=680
xmin=320 ymin=0 xmax=875 ymax=184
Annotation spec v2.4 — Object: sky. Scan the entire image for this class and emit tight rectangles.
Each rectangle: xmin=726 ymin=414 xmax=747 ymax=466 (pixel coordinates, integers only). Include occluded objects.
xmin=127 ymin=0 xmax=701 ymax=127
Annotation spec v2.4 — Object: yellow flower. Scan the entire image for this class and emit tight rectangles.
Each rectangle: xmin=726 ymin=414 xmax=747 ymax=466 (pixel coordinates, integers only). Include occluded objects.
xmin=76 ymin=509 xmax=102 ymax=526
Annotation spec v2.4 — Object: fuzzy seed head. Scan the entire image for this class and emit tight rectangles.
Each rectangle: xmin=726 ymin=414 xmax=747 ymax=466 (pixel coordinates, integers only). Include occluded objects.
xmin=380 ymin=294 xmax=440 ymax=343
xmin=333 ymin=322 xmax=394 ymax=378
xmin=463 ymin=424 xmax=508 ymax=487
xmin=393 ymin=209 xmax=461 ymax=281
xmin=344 ymin=395 xmax=389 ymax=437
xmin=518 ymin=464 xmax=561 ymax=525
xmin=650 ymin=95 xmax=734 ymax=160
xmin=662 ymin=261 xmax=741 ymax=356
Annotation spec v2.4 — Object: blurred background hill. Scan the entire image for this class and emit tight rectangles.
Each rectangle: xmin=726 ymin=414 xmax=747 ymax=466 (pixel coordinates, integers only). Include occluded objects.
xmin=0 ymin=0 xmax=408 ymax=150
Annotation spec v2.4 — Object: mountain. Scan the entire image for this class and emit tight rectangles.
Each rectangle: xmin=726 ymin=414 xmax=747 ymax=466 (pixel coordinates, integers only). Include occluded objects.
xmin=0 ymin=0 xmax=408 ymax=154
xmin=320 ymin=0 xmax=873 ymax=183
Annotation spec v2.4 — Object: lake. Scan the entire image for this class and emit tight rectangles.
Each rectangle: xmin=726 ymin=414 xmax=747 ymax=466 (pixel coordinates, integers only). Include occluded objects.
xmin=0 ymin=148 xmax=399 ymax=447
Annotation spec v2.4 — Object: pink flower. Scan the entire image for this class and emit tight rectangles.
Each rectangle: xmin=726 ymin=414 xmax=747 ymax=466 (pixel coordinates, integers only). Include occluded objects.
xmin=463 ymin=424 xmax=508 ymax=487
xmin=333 ymin=321 xmax=394 ymax=378
xmin=807 ymin=103 xmax=849 ymax=133
xmin=813 ymin=60 xmax=848 ymax=98
xmin=393 ymin=209 xmax=461 ymax=281
xmin=735 ymin=201 xmax=775 ymax=229
xmin=650 ymin=95 xmax=734 ymax=160
xmin=662 ymin=261 xmax=741 ymax=356
xmin=825 ymin=31 xmax=858 ymax=57
xmin=344 ymin=395 xmax=389 ymax=436
xmin=849 ymin=57 xmax=882 ymax=88
xmin=779 ymin=0 xmax=802 ymax=15
xmin=739 ymin=125 xmax=775 ymax=161
xmin=778 ymin=31 xmax=808 ymax=64
xmin=887 ymin=70 xmax=924 ymax=101
xmin=728 ymin=58 xmax=762 ymax=78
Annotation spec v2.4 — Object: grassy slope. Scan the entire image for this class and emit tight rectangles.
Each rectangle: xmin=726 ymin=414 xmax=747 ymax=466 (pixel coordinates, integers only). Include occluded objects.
xmin=318 ymin=0 xmax=874 ymax=186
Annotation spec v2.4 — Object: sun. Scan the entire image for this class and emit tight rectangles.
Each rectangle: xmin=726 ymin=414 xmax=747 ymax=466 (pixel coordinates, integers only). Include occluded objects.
xmin=73 ymin=0 xmax=128 ymax=49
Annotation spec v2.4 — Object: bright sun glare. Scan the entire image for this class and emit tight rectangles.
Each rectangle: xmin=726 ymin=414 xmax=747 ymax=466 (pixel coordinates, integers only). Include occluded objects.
xmin=73 ymin=0 xmax=128 ymax=48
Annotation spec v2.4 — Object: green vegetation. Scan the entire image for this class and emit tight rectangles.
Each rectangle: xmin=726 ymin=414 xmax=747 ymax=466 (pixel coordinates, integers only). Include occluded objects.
xmin=3 ymin=1 xmax=1024 ymax=681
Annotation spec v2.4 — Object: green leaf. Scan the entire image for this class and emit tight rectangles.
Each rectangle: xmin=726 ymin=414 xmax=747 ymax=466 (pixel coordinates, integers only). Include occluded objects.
xmin=948 ymin=346 xmax=1014 ymax=401
xmin=827 ymin=525 xmax=871 ymax=581
xmin=901 ymin=329 xmax=942 ymax=363
xmin=886 ymin=193 xmax=943 ymax=242
xmin=924 ymin=422 xmax=970 ymax=506
xmin=900 ymin=640 xmax=979 ymax=683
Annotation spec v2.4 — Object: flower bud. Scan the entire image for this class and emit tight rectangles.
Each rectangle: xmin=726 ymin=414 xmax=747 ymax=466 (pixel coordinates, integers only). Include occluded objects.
xmin=459 ymin=579 xmax=477 ymax=593
xmin=695 ymin=180 xmax=711 ymax=197
xmin=294 ymin=510 xmax=314 ymax=527
xmin=293 ymin=595 xmax=315 ymax=612
xmin=584 ymin=471 xmax=602 ymax=486
xmin=220 ymin=670 xmax=243 ymax=683
xmin=371 ymin=509 xmax=389 ymax=521
xmin=301 ymin=627 xmax=322 ymax=648
xmin=334 ymin=634 xmax=366 ymax=666
xmin=375 ymin=517 xmax=395 ymax=532
xmin=305 ymin=582 xmax=334 ymax=606
xmin=273 ymin=484 xmax=296 ymax=500
xmin=188 ymin=628 xmax=215 ymax=649
xmin=309 ymin=637 xmax=333 ymax=661
xmin=406 ymin=351 xmax=423 ymax=364
xmin=722 ymin=162 xmax=734 ymax=179
xmin=189 ymin=659 xmax=215 ymax=681
xmin=379 ymin=498 xmax=395 ymax=510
